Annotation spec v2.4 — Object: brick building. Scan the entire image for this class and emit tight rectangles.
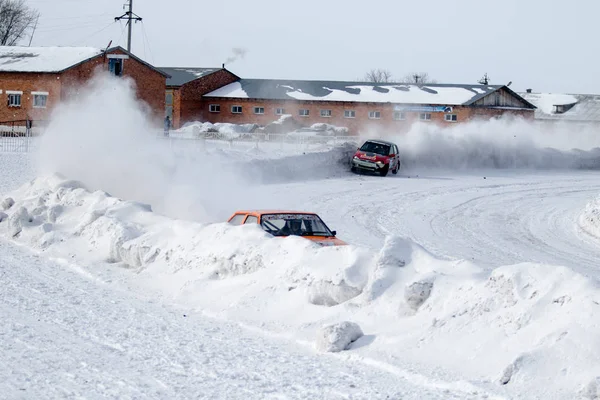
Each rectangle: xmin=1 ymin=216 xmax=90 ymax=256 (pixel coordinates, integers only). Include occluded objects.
xmin=0 ymin=45 xmax=169 ymax=128
xmin=158 ymin=66 xmax=239 ymax=129
xmin=199 ymin=80 xmax=536 ymax=135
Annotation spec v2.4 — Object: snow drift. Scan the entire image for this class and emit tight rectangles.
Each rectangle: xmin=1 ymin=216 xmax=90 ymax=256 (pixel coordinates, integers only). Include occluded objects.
xmin=579 ymin=195 xmax=600 ymax=239
xmin=3 ymin=175 xmax=600 ymax=399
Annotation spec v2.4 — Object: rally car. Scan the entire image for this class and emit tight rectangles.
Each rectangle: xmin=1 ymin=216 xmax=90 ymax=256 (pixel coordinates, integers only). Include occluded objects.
xmin=227 ymin=210 xmax=347 ymax=246
xmin=351 ymin=139 xmax=400 ymax=176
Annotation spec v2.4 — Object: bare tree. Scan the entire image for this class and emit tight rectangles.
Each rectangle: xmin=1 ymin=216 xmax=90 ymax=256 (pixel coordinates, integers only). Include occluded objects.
xmin=0 ymin=0 xmax=40 ymax=46
xmin=364 ymin=68 xmax=393 ymax=83
xmin=402 ymin=72 xmax=437 ymax=84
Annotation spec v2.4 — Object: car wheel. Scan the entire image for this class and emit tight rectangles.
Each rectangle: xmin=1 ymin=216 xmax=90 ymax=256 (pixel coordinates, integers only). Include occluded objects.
xmin=379 ymin=165 xmax=389 ymax=177
xmin=392 ymin=163 xmax=398 ymax=174
xmin=351 ymin=166 xmax=357 ymax=173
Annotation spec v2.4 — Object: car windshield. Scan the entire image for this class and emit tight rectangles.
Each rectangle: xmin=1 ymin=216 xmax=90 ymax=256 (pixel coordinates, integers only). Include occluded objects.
xmin=359 ymin=141 xmax=390 ymax=156
xmin=260 ymin=213 xmax=334 ymax=237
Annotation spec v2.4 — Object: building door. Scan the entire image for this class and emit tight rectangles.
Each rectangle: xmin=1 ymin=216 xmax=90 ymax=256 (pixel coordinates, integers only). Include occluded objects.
xmin=165 ymin=90 xmax=173 ymax=119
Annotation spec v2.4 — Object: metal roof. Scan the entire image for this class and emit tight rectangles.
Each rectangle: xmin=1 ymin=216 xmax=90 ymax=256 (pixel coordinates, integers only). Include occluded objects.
xmin=159 ymin=67 xmax=221 ymax=87
xmin=204 ymin=79 xmax=526 ymax=106
xmin=520 ymin=92 xmax=600 ymax=122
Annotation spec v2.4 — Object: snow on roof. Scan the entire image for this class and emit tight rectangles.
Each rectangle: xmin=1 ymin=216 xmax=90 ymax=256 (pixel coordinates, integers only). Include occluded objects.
xmin=0 ymin=46 xmax=103 ymax=73
xmin=521 ymin=93 xmax=579 ymax=114
xmin=204 ymin=79 xmax=506 ymax=105
xmin=519 ymin=92 xmax=600 ymax=122
xmin=159 ymin=67 xmax=221 ymax=87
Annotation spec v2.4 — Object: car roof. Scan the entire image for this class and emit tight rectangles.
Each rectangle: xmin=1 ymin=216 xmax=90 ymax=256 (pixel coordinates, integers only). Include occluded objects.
xmin=362 ymin=139 xmax=396 ymax=146
xmin=233 ymin=210 xmax=318 ymax=216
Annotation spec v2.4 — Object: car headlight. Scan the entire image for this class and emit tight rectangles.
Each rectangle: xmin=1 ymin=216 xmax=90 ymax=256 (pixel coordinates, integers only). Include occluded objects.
xmin=353 ymin=156 xmax=359 ymax=160
xmin=375 ymin=161 xmax=384 ymax=167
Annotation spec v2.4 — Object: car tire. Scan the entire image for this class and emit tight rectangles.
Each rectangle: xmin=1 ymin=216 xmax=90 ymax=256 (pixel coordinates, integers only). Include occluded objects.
xmin=379 ymin=165 xmax=389 ymax=177
xmin=392 ymin=163 xmax=398 ymax=174
xmin=351 ymin=166 xmax=357 ymax=173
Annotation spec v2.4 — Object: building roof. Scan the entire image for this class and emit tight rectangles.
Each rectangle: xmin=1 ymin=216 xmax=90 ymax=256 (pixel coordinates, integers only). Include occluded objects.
xmin=204 ymin=79 xmax=521 ymax=106
xmin=0 ymin=46 xmax=103 ymax=72
xmin=158 ymin=67 xmax=221 ymax=87
xmin=519 ymin=92 xmax=600 ymax=122
xmin=0 ymin=45 xmax=170 ymax=78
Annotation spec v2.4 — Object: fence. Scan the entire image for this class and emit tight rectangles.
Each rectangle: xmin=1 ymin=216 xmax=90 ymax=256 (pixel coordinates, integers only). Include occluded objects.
xmin=0 ymin=129 xmax=359 ymax=154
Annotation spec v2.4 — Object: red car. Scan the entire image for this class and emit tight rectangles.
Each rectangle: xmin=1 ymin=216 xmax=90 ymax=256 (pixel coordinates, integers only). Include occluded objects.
xmin=351 ymin=139 xmax=401 ymax=176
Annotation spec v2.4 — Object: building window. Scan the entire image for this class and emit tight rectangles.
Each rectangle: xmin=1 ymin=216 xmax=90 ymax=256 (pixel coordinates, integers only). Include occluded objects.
xmin=209 ymin=104 xmax=220 ymax=113
xmin=254 ymin=107 xmax=265 ymax=114
xmin=108 ymin=58 xmax=123 ymax=76
xmin=445 ymin=114 xmax=458 ymax=122
xmin=7 ymin=92 xmax=22 ymax=107
xmin=275 ymin=108 xmax=285 ymax=115
xmin=165 ymin=91 xmax=173 ymax=106
xmin=320 ymin=109 xmax=332 ymax=117
xmin=393 ymin=112 xmax=405 ymax=121
xmin=231 ymin=105 xmax=242 ymax=114
xmin=33 ymin=94 xmax=48 ymax=108
xmin=368 ymin=111 xmax=381 ymax=119
xmin=299 ymin=109 xmax=309 ymax=117
xmin=419 ymin=113 xmax=431 ymax=121
xmin=344 ymin=110 xmax=356 ymax=118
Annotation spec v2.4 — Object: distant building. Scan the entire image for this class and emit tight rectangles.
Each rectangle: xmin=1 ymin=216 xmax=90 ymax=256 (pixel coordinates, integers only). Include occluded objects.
xmin=0 ymin=46 xmax=169 ymax=128
xmin=200 ymin=80 xmax=536 ymax=134
xmin=158 ymin=67 xmax=239 ymax=129
xmin=519 ymin=91 xmax=600 ymax=126
xmin=158 ymin=71 xmax=537 ymax=133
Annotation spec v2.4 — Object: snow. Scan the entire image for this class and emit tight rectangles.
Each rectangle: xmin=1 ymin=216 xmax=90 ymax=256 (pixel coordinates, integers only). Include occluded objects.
xmin=204 ymin=81 xmax=249 ymax=98
xmin=579 ymin=195 xmax=600 ymax=239
xmin=0 ymin=46 xmax=102 ymax=72
xmin=2 ymin=172 xmax=600 ymax=398
xmin=205 ymin=81 xmax=493 ymax=105
xmin=316 ymin=321 xmax=364 ymax=352
xmin=523 ymin=93 xmax=579 ymax=114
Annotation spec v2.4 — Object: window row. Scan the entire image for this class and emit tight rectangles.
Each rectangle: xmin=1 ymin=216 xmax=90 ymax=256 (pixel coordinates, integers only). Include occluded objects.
xmin=3 ymin=90 xmax=48 ymax=108
xmin=209 ymin=104 xmax=458 ymax=122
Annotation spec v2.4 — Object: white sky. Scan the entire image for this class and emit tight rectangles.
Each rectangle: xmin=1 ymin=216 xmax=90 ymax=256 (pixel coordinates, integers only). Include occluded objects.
xmin=25 ymin=0 xmax=600 ymax=94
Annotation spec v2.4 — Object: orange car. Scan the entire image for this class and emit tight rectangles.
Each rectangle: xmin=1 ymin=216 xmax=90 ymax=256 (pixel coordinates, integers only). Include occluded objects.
xmin=227 ymin=210 xmax=347 ymax=246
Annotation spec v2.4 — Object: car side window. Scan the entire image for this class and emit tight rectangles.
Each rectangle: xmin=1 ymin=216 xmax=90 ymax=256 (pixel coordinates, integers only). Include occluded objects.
xmin=393 ymin=145 xmax=398 ymax=154
xmin=229 ymin=214 xmax=246 ymax=225
xmin=244 ymin=215 xmax=258 ymax=224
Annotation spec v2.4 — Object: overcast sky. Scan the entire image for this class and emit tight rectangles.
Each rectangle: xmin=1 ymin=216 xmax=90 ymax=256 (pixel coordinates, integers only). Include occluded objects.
xmin=25 ymin=0 xmax=599 ymax=94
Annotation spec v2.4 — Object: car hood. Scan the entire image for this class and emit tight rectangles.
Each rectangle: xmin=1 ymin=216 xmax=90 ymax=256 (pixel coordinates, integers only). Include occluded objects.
xmin=354 ymin=151 xmax=387 ymax=162
xmin=305 ymin=236 xmax=348 ymax=246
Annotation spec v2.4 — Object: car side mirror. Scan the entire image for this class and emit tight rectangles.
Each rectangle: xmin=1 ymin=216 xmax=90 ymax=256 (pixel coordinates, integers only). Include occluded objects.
xmin=389 ymin=153 xmax=395 ymax=157
xmin=331 ymin=230 xmax=337 ymax=236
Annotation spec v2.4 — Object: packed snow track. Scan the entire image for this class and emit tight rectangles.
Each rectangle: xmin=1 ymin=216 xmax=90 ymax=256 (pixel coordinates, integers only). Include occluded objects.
xmin=275 ymin=170 xmax=600 ymax=275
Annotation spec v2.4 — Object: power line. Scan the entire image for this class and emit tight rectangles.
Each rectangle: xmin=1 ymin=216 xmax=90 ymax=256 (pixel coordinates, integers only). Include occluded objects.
xmin=114 ymin=0 xmax=142 ymax=53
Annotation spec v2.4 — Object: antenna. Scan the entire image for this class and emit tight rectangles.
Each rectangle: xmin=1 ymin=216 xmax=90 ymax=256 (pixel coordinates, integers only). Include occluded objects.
xmin=114 ymin=0 xmax=142 ymax=52
xmin=478 ymin=73 xmax=490 ymax=85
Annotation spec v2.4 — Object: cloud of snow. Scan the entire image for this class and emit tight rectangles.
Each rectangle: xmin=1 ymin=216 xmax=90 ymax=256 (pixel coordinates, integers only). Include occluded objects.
xmin=359 ymin=116 xmax=600 ymax=170
xmin=35 ymin=72 xmax=267 ymax=223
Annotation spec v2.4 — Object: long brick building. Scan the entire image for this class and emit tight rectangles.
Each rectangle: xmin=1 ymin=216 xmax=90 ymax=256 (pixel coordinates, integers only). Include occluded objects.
xmin=156 ymin=69 xmax=537 ymax=133
xmin=0 ymin=45 xmax=169 ymax=128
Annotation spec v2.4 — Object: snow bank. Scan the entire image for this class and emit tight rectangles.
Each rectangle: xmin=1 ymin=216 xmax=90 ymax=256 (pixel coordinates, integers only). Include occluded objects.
xmin=579 ymin=195 xmax=600 ymax=239
xmin=316 ymin=321 xmax=364 ymax=352
xmin=3 ymin=175 xmax=600 ymax=398
xmin=362 ymin=117 xmax=600 ymax=170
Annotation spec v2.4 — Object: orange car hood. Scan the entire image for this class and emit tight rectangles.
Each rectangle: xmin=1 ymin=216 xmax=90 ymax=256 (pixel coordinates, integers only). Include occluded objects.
xmin=304 ymin=236 xmax=347 ymax=246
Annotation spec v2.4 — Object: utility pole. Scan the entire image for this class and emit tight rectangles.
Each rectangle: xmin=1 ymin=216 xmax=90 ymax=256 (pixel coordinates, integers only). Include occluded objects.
xmin=114 ymin=0 xmax=142 ymax=52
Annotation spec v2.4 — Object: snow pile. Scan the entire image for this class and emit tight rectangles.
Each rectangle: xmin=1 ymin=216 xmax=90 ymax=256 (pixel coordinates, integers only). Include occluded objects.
xmin=315 ymin=321 xmax=364 ymax=352
xmin=579 ymin=195 xmax=600 ymax=239
xmin=364 ymin=117 xmax=600 ymax=170
xmin=3 ymin=175 xmax=600 ymax=398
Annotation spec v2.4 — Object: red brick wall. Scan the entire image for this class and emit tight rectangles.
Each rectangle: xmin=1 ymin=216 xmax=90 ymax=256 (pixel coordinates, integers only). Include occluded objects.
xmin=173 ymin=70 xmax=239 ymax=128
xmin=196 ymin=98 xmax=533 ymax=135
xmin=60 ymin=48 xmax=166 ymax=123
xmin=0 ymin=72 xmax=62 ymax=123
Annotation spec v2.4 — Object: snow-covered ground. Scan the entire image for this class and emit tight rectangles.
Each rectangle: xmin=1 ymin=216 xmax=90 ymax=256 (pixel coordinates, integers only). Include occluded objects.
xmin=3 ymin=73 xmax=600 ymax=399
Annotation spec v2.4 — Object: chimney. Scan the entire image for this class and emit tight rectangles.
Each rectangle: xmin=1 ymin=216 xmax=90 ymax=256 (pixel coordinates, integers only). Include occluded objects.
xmin=526 ymin=88 xmax=532 ymax=93
xmin=222 ymin=63 xmax=225 ymax=69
